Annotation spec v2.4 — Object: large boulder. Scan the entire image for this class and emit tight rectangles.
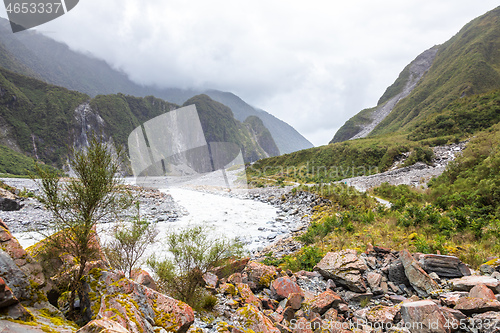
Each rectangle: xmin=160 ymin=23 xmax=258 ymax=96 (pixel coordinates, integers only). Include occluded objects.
xmin=471 ymin=311 xmax=500 ymax=333
xmin=314 ymin=249 xmax=367 ymax=292
xmin=77 ymin=318 xmax=130 ymax=332
xmin=232 ymin=304 xmax=280 ymax=333
xmin=416 ymin=254 xmax=470 ymax=278
xmin=454 ymin=297 xmax=500 ymax=315
xmin=448 ymin=276 xmax=500 ymax=293
xmin=309 ymin=289 xmax=343 ymax=315
xmin=400 ymin=250 xmax=440 ymax=297
xmin=81 ymin=269 xmax=194 ymax=333
xmin=400 ymin=300 xmax=450 ymax=333
xmin=0 ymin=221 xmax=46 ymax=290
xmin=0 ymin=222 xmax=48 ymax=305
xmin=243 ymin=261 xmax=278 ymax=290
xmin=271 ymin=276 xmax=303 ymax=301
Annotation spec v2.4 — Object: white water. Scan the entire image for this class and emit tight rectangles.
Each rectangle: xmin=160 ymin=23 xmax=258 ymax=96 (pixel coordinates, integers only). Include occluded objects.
xmin=13 ymin=187 xmax=280 ymax=258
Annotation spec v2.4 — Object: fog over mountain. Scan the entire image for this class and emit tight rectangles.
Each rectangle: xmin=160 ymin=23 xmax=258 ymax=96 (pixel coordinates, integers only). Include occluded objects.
xmin=0 ymin=1 xmax=499 ymax=145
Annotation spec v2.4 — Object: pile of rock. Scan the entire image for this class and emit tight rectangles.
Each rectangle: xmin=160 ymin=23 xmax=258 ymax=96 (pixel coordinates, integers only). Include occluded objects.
xmin=188 ymin=247 xmax=500 ymax=333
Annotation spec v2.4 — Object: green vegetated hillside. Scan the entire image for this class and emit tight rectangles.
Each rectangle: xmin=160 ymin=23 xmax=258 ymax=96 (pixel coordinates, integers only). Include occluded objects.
xmin=371 ymin=6 xmax=500 ymax=137
xmin=0 ymin=18 xmax=313 ymax=155
xmin=0 ymin=67 xmax=279 ymax=174
xmin=0 ymin=67 xmax=89 ymax=167
xmin=265 ymin=122 xmax=500 ymax=271
xmin=183 ymin=95 xmax=278 ymax=162
xmin=251 ymin=6 xmax=500 ymax=185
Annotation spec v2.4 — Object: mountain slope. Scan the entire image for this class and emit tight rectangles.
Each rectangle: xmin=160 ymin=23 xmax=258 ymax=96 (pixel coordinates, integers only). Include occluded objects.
xmin=250 ymin=6 xmax=500 ymax=185
xmin=0 ymin=68 xmax=278 ymax=173
xmin=332 ymin=6 xmax=500 ymax=143
xmin=0 ymin=18 xmax=313 ymax=154
xmin=202 ymin=90 xmax=313 ymax=154
xmin=331 ymin=47 xmax=439 ymax=143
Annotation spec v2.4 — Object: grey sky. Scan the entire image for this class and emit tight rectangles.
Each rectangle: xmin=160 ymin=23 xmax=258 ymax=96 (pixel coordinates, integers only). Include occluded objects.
xmin=1 ymin=1 xmax=498 ymax=146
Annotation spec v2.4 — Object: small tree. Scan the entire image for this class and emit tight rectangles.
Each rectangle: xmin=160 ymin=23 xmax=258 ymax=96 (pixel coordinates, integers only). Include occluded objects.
xmin=148 ymin=225 xmax=242 ymax=307
xmin=33 ymin=135 xmax=131 ymax=316
xmin=104 ymin=202 xmax=158 ymax=278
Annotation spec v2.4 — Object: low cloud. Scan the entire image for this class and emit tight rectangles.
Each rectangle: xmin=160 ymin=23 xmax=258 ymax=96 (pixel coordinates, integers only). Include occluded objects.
xmin=2 ymin=0 xmax=498 ymax=146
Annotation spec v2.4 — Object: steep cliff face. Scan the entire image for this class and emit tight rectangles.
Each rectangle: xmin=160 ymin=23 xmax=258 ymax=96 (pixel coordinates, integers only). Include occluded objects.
xmin=244 ymin=116 xmax=280 ymax=158
xmin=331 ymin=46 xmax=439 ymax=143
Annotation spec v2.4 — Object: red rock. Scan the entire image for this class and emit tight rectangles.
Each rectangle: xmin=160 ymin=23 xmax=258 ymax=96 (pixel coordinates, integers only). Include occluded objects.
xmin=469 ymin=283 xmax=496 ymax=300
xmin=233 ymin=304 xmax=280 ymax=333
xmin=310 ymin=289 xmax=343 ymax=315
xmin=0 ymin=277 xmax=19 ymax=308
xmin=215 ymin=257 xmax=250 ymax=278
xmin=0 ymin=225 xmax=47 ymax=302
xmin=366 ymin=272 xmax=382 ymax=289
xmin=454 ymin=297 xmax=500 ymax=315
xmin=82 ymin=269 xmax=194 ymax=333
xmin=131 ymin=268 xmax=158 ymax=291
xmin=227 ymin=272 xmax=243 ymax=284
xmin=355 ymin=305 xmax=399 ymax=324
xmin=276 ymin=322 xmax=293 ymax=333
xmin=219 ymin=282 xmax=237 ymax=296
xmin=400 ymin=250 xmax=440 ymax=297
xmin=76 ymin=318 xmax=130 ymax=332
xmin=291 ymin=317 xmax=314 ymax=333
xmin=283 ymin=306 xmax=296 ymax=321
xmin=244 ymin=261 xmax=278 ymax=289
xmin=261 ymin=296 xmax=278 ymax=310
xmin=286 ymin=292 xmax=304 ymax=310
xmin=472 ymin=311 xmax=500 ymax=333
xmin=271 ymin=276 xmax=303 ymax=300
xmin=440 ymin=307 xmax=467 ymax=332
xmin=400 ymin=300 xmax=450 ymax=333
xmin=323 ymin=308 xmax=338 ymax=322
xmin=267 ymin=311 xmax=284 ymax=323
xmin=439 ymin=292 xmax=468 ymax=307
xmin=236 ymin=283 xmax=261 ymax=308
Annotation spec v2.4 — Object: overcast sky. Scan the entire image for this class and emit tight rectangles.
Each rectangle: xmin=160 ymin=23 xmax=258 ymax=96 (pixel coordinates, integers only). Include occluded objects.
xmin=1 ymin=1 xmax=498 ymax=146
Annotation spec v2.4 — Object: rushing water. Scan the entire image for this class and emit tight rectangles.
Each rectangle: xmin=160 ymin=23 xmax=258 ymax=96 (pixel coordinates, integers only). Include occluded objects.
xmin=11 ymin=185 xmax=280 ymax=259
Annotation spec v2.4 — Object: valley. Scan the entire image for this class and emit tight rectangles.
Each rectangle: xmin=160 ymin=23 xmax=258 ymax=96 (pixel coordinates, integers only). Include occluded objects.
xmin=0 ymin=4 xmax=500 ymax=333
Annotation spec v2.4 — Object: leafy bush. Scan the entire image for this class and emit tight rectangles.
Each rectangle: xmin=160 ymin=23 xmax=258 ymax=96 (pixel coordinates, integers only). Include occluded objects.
xmin=148 ymin=226 xmax=242 ymax=308
xmin=104 ymin=203 xmax=158 ymax=278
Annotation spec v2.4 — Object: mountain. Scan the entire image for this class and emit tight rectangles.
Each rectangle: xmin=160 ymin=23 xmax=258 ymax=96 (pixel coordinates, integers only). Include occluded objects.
xmin=332 ymin=6 xmax=500 ymax=143
xmin=0 ymin=67 xmax=278 ymax=174
xmin=249 ymin=6 xmax=500 ymax=184
xmin=0 ymin=18 xmax=313 ymax=155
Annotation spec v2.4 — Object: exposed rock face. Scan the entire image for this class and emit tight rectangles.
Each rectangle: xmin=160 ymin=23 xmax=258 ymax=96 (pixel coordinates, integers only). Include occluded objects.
xmin=314 ymin=249 xmax=367 ymax=292
xmin=332 ymin=46 xmax=439 ymax=143
xmin=400 ymin=250 xmax=440 ymax=297
xmin=81 ymin=269 xmax=194 ymax=333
